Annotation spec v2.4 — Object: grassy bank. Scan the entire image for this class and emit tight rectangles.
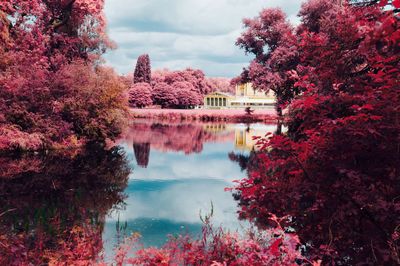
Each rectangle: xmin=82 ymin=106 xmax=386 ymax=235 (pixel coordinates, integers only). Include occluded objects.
xmin=130 ymin=108 xmax=277 ymax=123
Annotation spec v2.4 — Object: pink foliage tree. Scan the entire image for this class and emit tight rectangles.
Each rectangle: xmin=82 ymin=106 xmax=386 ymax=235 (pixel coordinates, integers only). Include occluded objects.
xmin=207 ymin=77 xmax=235 ymax=94
xmin=236 ymin=8 xmax=301 ymax=120
xmin=150 ymin=69 xmax=169 ymax=86
xmin=133 ymin=54 xmax=151 ymax=84
xmin=129 ymin=82 xmax=152 ymax=108
xmin=150 ymin=68 xmax=213 ymax=108
xmin=173 ymin=81 xmax=201 ymax=109
xmin=152 ymin=82 xmax=178 ymax=108
xmin=164 ymin=68 xmax=213 ymax=95
xmin=0 ymin=0 xmax=127 ymax=151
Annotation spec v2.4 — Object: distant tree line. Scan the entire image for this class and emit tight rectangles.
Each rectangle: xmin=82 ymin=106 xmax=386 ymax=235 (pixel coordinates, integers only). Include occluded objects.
xmin=128 ymin=54 xmax=234 ymax=109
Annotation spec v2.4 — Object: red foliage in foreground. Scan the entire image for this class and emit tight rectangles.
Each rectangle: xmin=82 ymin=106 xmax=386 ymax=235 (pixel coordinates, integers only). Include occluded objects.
xmin=112 ymin=217 xmax=311 ymax=266
xmin=0 ymin=0 xmax=127 ymax=152
xmin=0 ymin=224 xmax=103 ymax=266
xmin=234 ymin=2 xmax=400 ymax=264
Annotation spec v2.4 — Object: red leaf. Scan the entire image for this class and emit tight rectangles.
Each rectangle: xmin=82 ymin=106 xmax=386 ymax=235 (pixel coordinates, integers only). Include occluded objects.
xmin=269 ymin=238 xmax=282 ymax=256
xmin=393 ymin=0 xmax=400 ymax=8
xmin=378 ymin=0 xmax=388 ymax=7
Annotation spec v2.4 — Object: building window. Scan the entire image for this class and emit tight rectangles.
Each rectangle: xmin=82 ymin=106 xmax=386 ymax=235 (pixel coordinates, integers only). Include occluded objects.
xmin=211 ymin=98 xmax=214 ymax=106
xmin=219 ymin=98 xmax=222 ymax=106
xmin=207 ymin=98 xmax=210 ymax=106
xmin=223 ymin=98 xmax=226 ymax=106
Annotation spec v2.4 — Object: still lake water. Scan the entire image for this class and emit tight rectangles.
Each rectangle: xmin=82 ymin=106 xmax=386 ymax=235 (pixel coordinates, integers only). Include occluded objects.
xmin=0 ymin=120 xmax=275 ymax=263
xmin=1 ymin=120 xmax=397 ymax=264
xmin=102 ymin=121 xmax=276 ymax=256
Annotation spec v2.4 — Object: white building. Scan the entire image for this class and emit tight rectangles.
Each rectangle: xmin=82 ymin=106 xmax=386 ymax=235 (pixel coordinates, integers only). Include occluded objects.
xmin=204 ymin=83 xmax=275 ymax=109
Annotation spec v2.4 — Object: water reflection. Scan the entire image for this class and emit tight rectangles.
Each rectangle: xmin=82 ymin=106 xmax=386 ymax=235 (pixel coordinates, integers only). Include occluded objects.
xmin=0 ymin=145 xmax=130 ymax=265
xmin=103 ymin=121 xmax=276 ymax=258
xmin=0 ymin=121 xmax=277 ymax=263
xmin=1 ymin=119 xmax=395 ymax=264
xmin=123 ymin=120 xmax=275 ymax=168
xmin=133 ymin=143 xmax=150 ymax=167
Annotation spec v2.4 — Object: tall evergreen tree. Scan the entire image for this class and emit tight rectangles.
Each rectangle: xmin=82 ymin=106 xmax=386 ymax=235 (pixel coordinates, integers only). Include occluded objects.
xmin=133 ymin=54 xmax=151 ymax=83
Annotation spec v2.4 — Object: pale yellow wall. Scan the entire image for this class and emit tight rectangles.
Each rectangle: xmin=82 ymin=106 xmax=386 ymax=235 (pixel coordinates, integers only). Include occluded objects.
xmin=234 ymin=127 xmax=272 ymax=151
xmin=235 ymin=83 xmax=274 ymax=98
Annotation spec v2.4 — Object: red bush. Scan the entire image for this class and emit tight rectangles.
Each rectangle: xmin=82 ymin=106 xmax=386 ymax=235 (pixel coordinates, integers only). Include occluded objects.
xmin=114 ymin=218 xmax=310 ymax=266
xmin=234 ymin=2 xmax=400 ymax=264
xmin=0 ymin=1 xmax=126 ymax=151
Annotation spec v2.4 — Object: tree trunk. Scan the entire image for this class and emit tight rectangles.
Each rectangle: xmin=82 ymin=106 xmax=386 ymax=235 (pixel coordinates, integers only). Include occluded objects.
xmin=275 ymin=103 xmax=283 ymax=135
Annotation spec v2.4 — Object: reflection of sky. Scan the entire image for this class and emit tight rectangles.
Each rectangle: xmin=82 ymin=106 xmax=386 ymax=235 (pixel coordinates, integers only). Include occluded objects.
xmin=103 ymin=125 xmax=256 ymax=259
xmin=124 ymin=141 xmax=244 ymax=181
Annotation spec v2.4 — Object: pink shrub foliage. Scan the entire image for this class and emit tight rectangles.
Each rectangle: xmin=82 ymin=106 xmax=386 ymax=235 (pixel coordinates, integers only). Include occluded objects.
xmin=129 ymin=82 xmax=153 ymax=108
xmin=207 ymin=77 xmax=235 ymax=94
xmin=152 ymin=82 xmax=178 ymax=108
xmin=144 ymin=66 xmax=233 ymax=108
xmin=164 ymin=68 xmax=213 ymax=95
xmin=173 ymin=81 xmax=202 ymax=108
xmin=149 ymin=68 xmax=216 ymax=108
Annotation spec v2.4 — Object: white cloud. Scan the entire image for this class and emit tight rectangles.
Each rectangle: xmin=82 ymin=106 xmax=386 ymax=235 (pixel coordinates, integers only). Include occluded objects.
xmin=104 ymin=0 xmax=304 ymax=77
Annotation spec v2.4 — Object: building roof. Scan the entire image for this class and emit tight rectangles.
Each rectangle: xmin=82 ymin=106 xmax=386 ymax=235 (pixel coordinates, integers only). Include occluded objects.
xmin=205 ymin=91 xmax=233 ymax=97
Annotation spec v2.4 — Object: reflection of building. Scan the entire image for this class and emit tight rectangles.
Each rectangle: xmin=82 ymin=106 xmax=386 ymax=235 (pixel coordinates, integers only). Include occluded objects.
xmin=203 ymin=123 xmax=276 ymax=151
xmin=202 ymin=123 xmax=227 ymax=133
xmin=204 ymin=83 xmax=275 ymax=109
xmin=233 ymin=124 xmax=276 ymax=151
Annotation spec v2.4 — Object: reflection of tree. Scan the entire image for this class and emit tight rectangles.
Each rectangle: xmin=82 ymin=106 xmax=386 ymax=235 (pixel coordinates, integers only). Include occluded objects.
xmin=127 ymin=122 xmax=234 ymax=156
xmin=0 ymin=145 xmax=130 ymax=265
xmin=228 ymin=150 xmax=260 ymax=172
xmin=133 ymin=143 xmax=150 ymax=168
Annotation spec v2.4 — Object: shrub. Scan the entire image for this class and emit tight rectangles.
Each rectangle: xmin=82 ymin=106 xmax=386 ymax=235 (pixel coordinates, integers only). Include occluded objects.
xmin=129 ymin=82 xmax=153 ymax=108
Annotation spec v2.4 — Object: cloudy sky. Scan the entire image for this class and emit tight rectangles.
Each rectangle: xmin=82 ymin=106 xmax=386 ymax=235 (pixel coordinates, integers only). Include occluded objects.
xmin=104 ymin=0 xmax=303 ymax=77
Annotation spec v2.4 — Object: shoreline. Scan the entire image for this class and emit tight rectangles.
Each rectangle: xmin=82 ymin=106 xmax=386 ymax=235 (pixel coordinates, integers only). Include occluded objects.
xmin=130 ymin=108 xmax=277 ymax=123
